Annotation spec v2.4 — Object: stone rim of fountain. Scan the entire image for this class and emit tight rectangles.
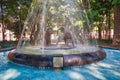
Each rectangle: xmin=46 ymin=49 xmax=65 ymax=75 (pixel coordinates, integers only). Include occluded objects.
xmin=8 ymin=47 xmax=106 ymax=69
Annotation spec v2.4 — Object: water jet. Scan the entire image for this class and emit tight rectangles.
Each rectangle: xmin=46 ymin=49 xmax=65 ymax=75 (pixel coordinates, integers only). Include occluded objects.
xmin=8 ymin=0 xmax=106 ymax=69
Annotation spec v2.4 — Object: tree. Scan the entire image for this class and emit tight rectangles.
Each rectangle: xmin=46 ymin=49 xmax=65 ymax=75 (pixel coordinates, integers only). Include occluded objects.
xmin=3 ymin=0 xmax=32 ymax=39
xmin=113 ymin=5 xmax=120 ymax=46
xmin=0 ymin=0 xmax=6 ymax=41
xmin=112 ymin=0 xmax=120 ymax=46
xmin=90 ymin=0 xmax=107 ymax=40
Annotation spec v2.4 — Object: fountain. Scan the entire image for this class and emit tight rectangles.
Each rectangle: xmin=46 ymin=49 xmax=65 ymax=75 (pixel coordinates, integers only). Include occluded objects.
xmin=8 ymin=0 xmax=106 ymax=69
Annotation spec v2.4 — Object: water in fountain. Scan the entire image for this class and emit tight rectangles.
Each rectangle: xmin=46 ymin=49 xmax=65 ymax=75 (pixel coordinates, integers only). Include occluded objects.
xmin=16 ymin=0 xmax=99 ymax=55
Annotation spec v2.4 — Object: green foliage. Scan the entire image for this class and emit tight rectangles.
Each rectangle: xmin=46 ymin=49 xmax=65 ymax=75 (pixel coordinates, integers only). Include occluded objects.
xmin=90 ymin=0 xmax=108 ymax=22
xmin=86 ymin=0 xmax=115 ymax=40
xmin=89 ymin=0 xmax=120 ymax=24
xmin=1 ymin=0 xmax=32 ymax=39
xmin=112 ymin=0 xmax=120 ymax=5
xmin=1 ymin=0 xmax=119 ymax=41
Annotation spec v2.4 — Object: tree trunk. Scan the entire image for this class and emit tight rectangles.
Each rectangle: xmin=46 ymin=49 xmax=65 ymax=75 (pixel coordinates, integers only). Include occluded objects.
xmin=113 ymin=6 xmax=120 ymax=46
xmin=108 ymin=8 xmax=111 ymax=40
xmin=2 ymin=24 xmax=5 ymax=41
xmin=98 ymin=21 xmax=104 ymax=40
xmin=1 ymin=1 xmax=5 ymax=41
xmin=98 ymin=26 xmax=102 ymax=40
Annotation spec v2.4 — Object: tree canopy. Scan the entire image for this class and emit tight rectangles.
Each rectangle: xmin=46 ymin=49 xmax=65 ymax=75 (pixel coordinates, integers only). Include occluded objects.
xmin=0 ymin=0 xmax=120 ymax=44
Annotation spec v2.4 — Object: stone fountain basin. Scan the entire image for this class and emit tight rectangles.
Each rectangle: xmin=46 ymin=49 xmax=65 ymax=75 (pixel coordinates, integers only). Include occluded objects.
xmin=8 ymin=46 xmax=106 ymax=68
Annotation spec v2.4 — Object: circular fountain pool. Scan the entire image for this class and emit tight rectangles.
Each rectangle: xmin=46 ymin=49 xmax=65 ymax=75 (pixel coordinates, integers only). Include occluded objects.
xmin=1 ymin=48 xmax=120 ymax=80
xmin=8 ymin=46 xmax=106 ymax=69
